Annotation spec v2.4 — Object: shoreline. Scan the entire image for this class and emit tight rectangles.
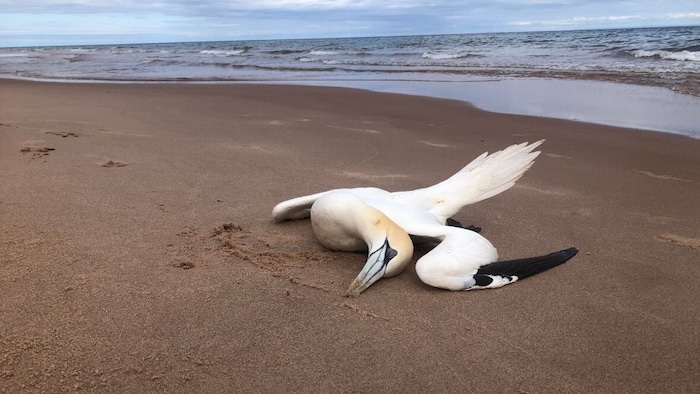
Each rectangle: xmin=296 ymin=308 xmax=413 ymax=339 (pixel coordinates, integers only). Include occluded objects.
xmin=3 ymin=76 xmax=700 ymax=139
xmin=276 ymin=78 xmax=700 ymax=138
xmin=1 ymin=79 xmax=698 ymax=392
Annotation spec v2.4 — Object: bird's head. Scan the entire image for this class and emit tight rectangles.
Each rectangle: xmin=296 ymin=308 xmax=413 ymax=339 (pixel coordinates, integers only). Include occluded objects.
xmin=345 ymin=210 xmax=414 ymax=297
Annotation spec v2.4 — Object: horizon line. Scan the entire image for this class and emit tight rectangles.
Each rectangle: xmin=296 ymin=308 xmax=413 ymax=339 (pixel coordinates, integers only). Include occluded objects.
xmin=1 ymin=23 xmax=698 ymax=49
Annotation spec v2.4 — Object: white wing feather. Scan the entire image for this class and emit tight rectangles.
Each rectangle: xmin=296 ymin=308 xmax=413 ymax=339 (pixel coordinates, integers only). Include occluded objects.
xmin=272 ymin=191 xmax=331 ymax=221
xmin=391 ymin=140 xmax=543 ymax=221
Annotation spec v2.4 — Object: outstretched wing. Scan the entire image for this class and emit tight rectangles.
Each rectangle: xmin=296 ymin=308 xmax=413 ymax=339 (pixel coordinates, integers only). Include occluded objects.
xmin=408 ymin=222 xmax=577 ymax=291
xmin=472 ymin=247 xmax=578 ymax=288
xmin=391 ymin=140 xmax=544 ymax=221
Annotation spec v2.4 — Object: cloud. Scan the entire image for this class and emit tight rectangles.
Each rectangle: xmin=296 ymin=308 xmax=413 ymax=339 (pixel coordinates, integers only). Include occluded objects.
xmin=510 ymin=14 xmax=644 ymax=27
xmin=0 ymin=0 xmax=427 ymax=14
xmin=665 ymin=12 xmax=700 ymax=19
xmin=0 ymin=0 xmax=698 ymax=46
xmin=507 ymin=10 xmax=700 ymax=29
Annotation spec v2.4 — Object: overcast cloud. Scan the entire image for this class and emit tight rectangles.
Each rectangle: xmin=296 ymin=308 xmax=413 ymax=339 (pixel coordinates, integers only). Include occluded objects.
xmin=1 ymin=0 xmax=698 ymax=47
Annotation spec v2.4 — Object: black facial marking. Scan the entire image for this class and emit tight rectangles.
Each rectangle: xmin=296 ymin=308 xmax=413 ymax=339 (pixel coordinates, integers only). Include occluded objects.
xmin=383 ymin=239 xmax=398 ymax=264
xmin=365 ymin=239 xmax=397 ymax=284
xmin=367 ymin=268 xmax=383 ymax=284
xmin=368 ymin=246 xmax=382 ymax=259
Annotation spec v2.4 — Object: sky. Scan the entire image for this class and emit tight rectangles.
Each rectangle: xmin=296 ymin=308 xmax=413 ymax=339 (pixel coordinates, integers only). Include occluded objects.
xmin=0 ymin=0 xmax=698 ymax=47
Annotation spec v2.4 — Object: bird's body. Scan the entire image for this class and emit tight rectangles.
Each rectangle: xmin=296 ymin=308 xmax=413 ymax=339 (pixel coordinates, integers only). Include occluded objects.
xmin=272 ymin=140 xmax=578 ymax=295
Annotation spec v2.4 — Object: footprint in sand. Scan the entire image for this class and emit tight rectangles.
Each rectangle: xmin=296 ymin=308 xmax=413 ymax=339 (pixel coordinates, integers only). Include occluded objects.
xmin=101 ymin=160 xmax=129 ymax=168
xmin=20 ymin=146 xmax=55 ymax=159
xmin=636 ymin=170 xmax=691 ymax=183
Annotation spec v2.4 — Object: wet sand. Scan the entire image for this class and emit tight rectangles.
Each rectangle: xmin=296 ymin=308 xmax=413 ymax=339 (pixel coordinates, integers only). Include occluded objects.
xmin=1 ymin=79 xmax=698 ymax=392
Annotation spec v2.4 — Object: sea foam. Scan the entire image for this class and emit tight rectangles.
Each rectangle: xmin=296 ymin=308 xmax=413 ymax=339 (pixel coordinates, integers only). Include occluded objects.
xmin=309 ymin=50 xmax=338 ymax=55
xmin=200 ymin=49 xmax=245 ymax=56
xmin=632 ymin=50 xmax=699 ymax=62
xmin=421 ymin=51 xmax=475 ymax=60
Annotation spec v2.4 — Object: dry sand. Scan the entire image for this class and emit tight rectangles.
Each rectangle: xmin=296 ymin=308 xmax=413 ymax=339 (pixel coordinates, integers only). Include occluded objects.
xmin=1 ymin=79 xmax=698 ymax=392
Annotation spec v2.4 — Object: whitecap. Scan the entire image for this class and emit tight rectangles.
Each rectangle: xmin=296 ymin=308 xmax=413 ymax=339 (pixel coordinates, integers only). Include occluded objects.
xmin=309 ymin=50 xmax=338 ymax=55
xmin=661 ymin=51 xmax=699 ymax=62
xmin=199 ymin=49 xmax=245 ymax=56
xmin=422 ymin=51 xmax=473 ymax=60
xmin=632 ymin=50 xmax=699 ymax=62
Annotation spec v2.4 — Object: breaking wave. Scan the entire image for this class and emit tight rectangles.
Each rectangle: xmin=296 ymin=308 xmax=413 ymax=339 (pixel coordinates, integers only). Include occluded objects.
xmin=308 ymin=50 xmax=338 ymax=55
xmin=421 ymin=51 xmax=482 ymax=60
xmin=632 ymin=50 xmax=700 ymax=62
xmin=199 ymin=49 xmax=246 ymax=56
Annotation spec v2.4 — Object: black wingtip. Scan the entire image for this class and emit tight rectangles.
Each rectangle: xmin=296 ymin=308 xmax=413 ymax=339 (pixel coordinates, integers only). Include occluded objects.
xmin=553 ymin=247 xmax=579 ymax=262
xmin=476 ymin=247 xmax=579 ymax=281
xmin=446 ymin=218 xmax=482 ymax=233
xmin=561 ymin=247 xmax=579 ymax=260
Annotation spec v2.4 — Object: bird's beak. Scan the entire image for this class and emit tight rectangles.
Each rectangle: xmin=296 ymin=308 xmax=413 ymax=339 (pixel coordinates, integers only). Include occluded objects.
xmin=345 ymin=262 xmax=385 ymax=297
xmin=345 ymin=239 xmax=397 ymax=297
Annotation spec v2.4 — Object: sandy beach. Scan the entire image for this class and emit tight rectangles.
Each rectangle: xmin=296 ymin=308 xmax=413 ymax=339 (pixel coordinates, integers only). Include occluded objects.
xmin=1 ymin=79 xmax=698 ymax=392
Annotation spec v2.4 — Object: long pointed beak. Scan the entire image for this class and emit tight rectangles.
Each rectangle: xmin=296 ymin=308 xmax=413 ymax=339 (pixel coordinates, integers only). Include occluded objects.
xmin=345 ymin=239 xmax=396 ymax=297
xmin=345 ymin=258 xmax=386 ymax=297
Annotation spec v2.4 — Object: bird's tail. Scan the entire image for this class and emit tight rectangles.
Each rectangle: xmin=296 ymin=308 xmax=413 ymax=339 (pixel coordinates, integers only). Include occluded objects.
xmin=472 ymin=247 xmax=578 ymax=289
xmin=401 ymin=140 xmax=544 ymax=220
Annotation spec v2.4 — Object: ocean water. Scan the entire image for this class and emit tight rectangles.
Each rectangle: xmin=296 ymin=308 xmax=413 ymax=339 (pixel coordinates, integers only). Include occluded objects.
xmin=1 ymin=26 xmax=699 ymax=136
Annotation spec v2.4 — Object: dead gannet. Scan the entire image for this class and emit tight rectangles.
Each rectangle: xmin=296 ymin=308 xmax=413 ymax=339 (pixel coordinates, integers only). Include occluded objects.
xmin=272 ymin=140 xmax=578 ymax=296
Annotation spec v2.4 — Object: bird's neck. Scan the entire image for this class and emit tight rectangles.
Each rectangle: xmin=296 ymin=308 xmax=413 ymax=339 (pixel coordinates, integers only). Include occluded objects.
xmin=382 ymin=225 xmax=414 ymax=277
xmin=352 ymin=203 xmax=414 ymax=277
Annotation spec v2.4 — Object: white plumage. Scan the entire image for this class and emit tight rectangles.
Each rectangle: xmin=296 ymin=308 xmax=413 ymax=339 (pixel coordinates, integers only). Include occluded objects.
xmin=272 ymin=140 xmax=577 ymax=296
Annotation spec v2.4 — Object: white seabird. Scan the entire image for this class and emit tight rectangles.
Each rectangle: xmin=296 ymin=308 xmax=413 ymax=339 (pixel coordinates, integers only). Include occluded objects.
xmin=272 ymin=140 xmax=578 ymax=296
